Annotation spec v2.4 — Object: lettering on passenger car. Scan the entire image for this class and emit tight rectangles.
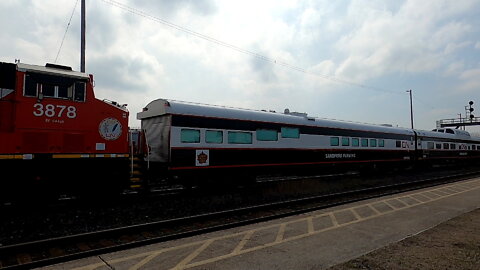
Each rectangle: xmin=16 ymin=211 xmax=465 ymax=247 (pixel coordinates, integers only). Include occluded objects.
xmin=325 ymin=153 xmax=356 ymax=159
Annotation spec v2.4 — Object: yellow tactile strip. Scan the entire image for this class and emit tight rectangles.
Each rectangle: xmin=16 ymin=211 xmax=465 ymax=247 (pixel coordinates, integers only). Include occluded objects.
xmin=71 ymin=178 xmax=480 ymax=270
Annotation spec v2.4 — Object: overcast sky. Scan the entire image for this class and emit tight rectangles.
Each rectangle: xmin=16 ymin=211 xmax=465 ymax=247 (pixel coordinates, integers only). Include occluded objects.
xmin=1 ymin=0 xmax=480 ymax=133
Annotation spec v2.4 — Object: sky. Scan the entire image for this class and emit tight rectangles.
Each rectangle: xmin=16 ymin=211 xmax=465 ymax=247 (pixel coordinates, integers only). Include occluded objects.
xmin=1 ymin=0 xmax=480 ymax=134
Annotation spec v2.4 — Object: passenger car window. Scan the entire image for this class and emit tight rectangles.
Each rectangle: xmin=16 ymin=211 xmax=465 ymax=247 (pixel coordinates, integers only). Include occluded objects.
xmin=256 ymin=129 xmax=278 ymax=141
xmin=228 ymin=131 xmax=252 ymax=144
xmin=330 ymin=137 xmax=339 ymax=146
xmin=370 ymin=139 xmax=377 ymax=147
xmin=342 ymin=137 xmax=350 ymax=146
xmin=427 ymin=142 xmax=434 ymax=149
xmin=180 ymin=129 xmax=200 ymax=143
xmin=361 ymin=138 xmax=369 ymax=147
xmin=352 ymin=138 xmax=359 ymax=147
xmin=378 ymin=139 xmax=385 ymax=147
xmin=281 ymin=127 xmax=300 ymax=138
xmin=396 ymin=141 xmax=401 ymax=148
xmin=205 ymin=130 xmax=223 ymax=143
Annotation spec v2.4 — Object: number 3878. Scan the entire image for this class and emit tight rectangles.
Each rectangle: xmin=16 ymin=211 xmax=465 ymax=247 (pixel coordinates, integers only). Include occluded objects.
xmin=33 ymin=103 xmax=77 ymax=119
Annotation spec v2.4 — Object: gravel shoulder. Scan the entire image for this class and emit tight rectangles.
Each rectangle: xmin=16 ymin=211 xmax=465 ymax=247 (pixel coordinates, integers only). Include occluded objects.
xmin=328 ymin=207 xmax=480 ymax=270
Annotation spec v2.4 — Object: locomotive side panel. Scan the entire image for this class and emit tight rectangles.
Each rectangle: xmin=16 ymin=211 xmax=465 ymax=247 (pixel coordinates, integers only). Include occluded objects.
xmin=0 ymin=62 xmax=130 ymax=200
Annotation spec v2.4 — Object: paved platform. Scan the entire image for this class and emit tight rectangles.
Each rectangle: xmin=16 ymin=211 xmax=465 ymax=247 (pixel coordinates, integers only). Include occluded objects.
xmin=39 ymin=177 xmax=480 ymax=270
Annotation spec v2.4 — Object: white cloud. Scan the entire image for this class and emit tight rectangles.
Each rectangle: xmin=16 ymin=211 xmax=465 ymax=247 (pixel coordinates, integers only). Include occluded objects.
xmin=1 ymin=0 xmax=480 ymax=130
xmin=459 ymin=69 xmax=480 ymax=92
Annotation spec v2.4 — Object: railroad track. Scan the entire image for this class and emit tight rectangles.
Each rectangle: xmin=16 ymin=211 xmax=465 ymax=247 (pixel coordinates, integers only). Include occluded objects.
xmin=1 ymin=170 xmax=480 ymax=269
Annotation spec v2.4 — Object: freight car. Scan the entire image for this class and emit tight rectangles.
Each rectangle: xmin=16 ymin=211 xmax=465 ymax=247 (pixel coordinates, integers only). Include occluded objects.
xmin=0 ymin=61 xmax=130 ymax=200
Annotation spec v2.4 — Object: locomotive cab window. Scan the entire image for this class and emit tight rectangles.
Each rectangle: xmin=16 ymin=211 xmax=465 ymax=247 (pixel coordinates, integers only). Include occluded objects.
xmin=24 ymin=73 xmax=86 ymax=101
xmin=24 ymin=74 xmax=38 ymax=96
xmin=352 ymin=138 xmax=359 ymax=147
xmin=74 ymin=82 xmax=86 ymax=102
xmin=341 ymin=137 xmax=350 ymax=146
xmin=256 ymin=129 xmax=278 ymax=141
xmin=281 ymin=127 xmax=300 ymax=139
xmin=180 ymin=129 xmax=200 ymax=143
xmin=205 ymin=130 xmax=223 ymax=143
xmin=395 ymin=141 xmax=401 ymax=148
xmin=228 ymin=131 xmax=252 ymax=144
xmin=42 ymin=83 xmax=55 ymax=97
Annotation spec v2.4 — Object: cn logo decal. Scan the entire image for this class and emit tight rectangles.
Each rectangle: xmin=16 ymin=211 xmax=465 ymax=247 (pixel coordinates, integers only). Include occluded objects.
xmin=99 ymin=117 xmax=122 ymax=141
xmin=196 ymin=150 xmax=209 ymax=166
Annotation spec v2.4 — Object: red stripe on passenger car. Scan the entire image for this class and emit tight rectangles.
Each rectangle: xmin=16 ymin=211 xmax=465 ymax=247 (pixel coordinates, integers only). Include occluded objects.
xmin=168 ymin=158 xmax=408 ymax=170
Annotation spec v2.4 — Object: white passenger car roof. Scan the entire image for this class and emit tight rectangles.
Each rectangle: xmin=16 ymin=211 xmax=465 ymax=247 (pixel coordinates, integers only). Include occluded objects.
xmin=138 ymin=99 xmax=415 ymax=136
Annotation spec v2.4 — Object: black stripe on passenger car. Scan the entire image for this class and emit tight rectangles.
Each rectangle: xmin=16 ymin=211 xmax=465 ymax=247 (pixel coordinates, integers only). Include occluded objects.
xmin=171 ymin=114 xmax=413 ymax=140
xmin=418 ymin=136 xmax=480 ymax=144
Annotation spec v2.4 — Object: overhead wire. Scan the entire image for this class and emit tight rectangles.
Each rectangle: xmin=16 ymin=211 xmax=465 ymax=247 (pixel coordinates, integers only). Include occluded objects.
xmin=55 ymin=0 xmax=80 ymax=63
xmin=100 ymin=0 xmax=442 ymax=113
xmin=100 ymin=0 xmax=407 ymax=96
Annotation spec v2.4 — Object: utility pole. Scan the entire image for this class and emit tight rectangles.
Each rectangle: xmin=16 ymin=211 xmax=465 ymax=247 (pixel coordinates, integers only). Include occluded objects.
xmin=406 ymin=90 xmax=414 ymax=129
xmin=80 ymin=0 xmax=86 ymax=72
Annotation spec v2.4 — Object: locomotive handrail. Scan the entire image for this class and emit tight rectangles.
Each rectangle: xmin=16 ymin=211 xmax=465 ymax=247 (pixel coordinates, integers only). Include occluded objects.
xmin=130 ymin=130 xmax=134 ymax=177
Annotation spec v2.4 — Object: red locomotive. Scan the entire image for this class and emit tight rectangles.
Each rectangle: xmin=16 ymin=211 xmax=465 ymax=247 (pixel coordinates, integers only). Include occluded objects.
xmin=0 ymin=61 xmax=130 ymax=200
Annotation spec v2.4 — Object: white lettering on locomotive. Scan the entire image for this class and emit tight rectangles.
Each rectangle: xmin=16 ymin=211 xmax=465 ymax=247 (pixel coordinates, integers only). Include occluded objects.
xmin=33 ymin=103 xmax=77 ymax=119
